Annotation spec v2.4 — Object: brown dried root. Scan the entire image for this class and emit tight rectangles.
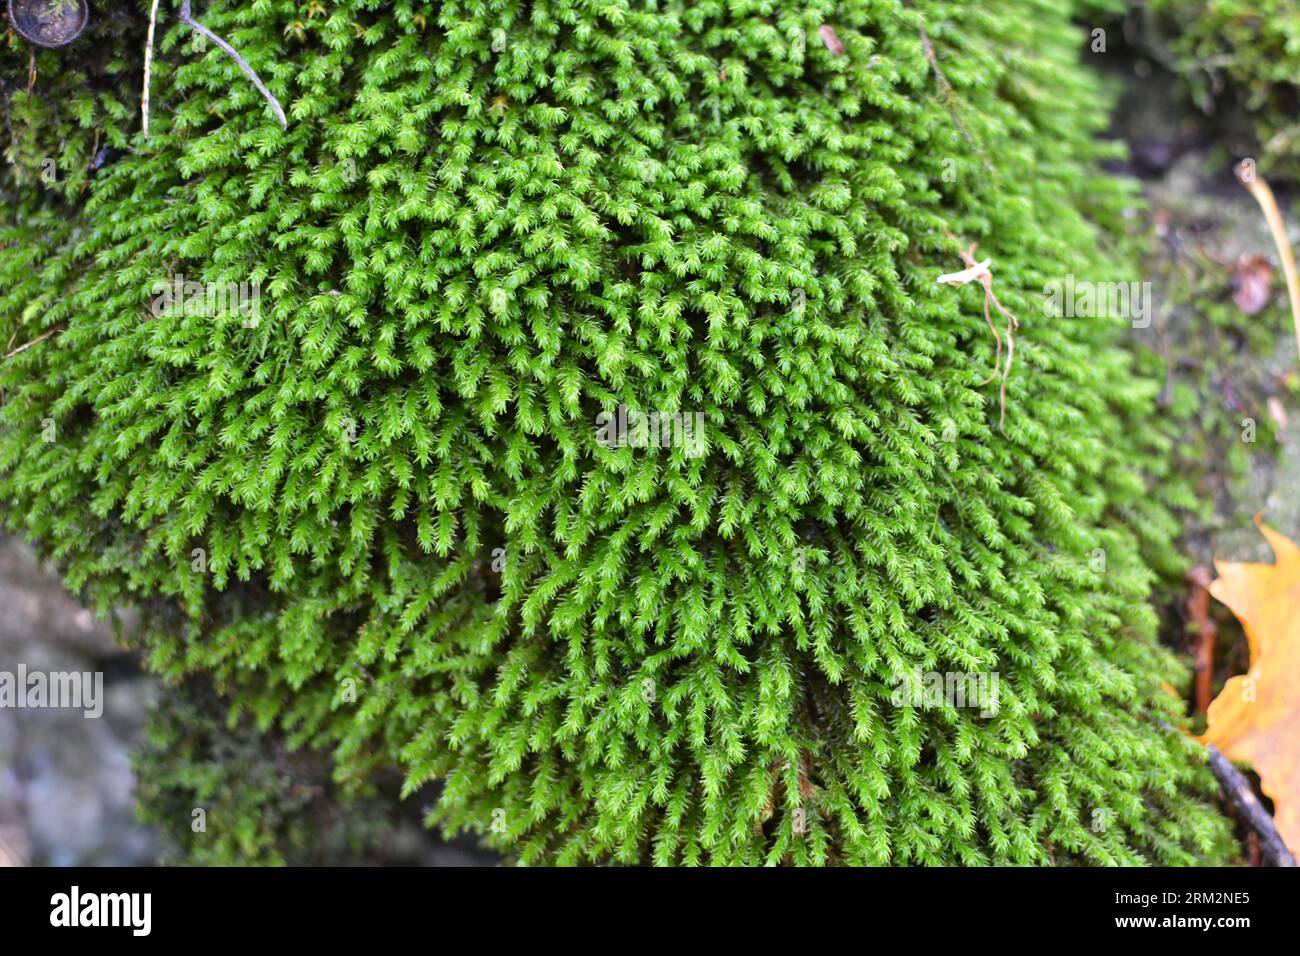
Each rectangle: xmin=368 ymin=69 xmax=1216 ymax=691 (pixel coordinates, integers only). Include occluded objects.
xmin=937 ymin=241 xmax=1021 ymax=430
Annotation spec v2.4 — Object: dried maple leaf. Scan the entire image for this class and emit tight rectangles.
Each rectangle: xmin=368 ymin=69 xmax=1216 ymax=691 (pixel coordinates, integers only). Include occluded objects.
xmin=1202 ymin=519 xmax=1300 ymax=853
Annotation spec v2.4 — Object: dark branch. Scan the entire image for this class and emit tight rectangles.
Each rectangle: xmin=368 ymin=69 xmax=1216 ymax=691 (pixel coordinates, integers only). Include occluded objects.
xmin=1207 ymin=744 xmax=1296 ymax=867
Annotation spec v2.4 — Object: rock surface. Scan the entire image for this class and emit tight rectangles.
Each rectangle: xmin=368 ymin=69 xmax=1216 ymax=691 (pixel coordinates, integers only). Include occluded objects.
xmin=0 ymin=533 xmax=498 ymax=866
xmin=0 ymin=534 xmax=158 ymax=866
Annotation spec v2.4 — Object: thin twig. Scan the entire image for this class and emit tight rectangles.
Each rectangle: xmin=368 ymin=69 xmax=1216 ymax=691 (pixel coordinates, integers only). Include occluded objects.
xmin=142 ymin=0 xmax=161 ymax=138
xmin=1236 ymin=162 xmax=1300 ymax=367
xmin=178 ymin=0 xmax=288 ymax=130
xmin=916 ymin=23 xmax=992 ymax=175
xmin=4 ymin=324 xmax=66 ymax=358
xmin=1206 ymin=744 xmax=1296 ymax=867
xmin=918 ymin=27 xmax=955 ymax=103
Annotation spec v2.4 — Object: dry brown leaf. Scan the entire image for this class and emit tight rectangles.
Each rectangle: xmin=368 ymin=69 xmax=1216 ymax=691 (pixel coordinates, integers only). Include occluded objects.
xmin=1268 ymin=395 xmax=1289 ymax=430
xmin=1202 ymin=518 xmax=1300 ymax=853
xmin=1232 ymin=253 xmax=1274 ymax=316
xmin=819 ymin=25 xmax=844 ymax=56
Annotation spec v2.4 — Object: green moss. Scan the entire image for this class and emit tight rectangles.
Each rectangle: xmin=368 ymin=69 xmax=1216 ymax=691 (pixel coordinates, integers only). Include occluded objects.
xmin=134 ymin=678 xmax=401 ymax=865
xmin=2 ymin=0 xmax=1231 ymax=864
